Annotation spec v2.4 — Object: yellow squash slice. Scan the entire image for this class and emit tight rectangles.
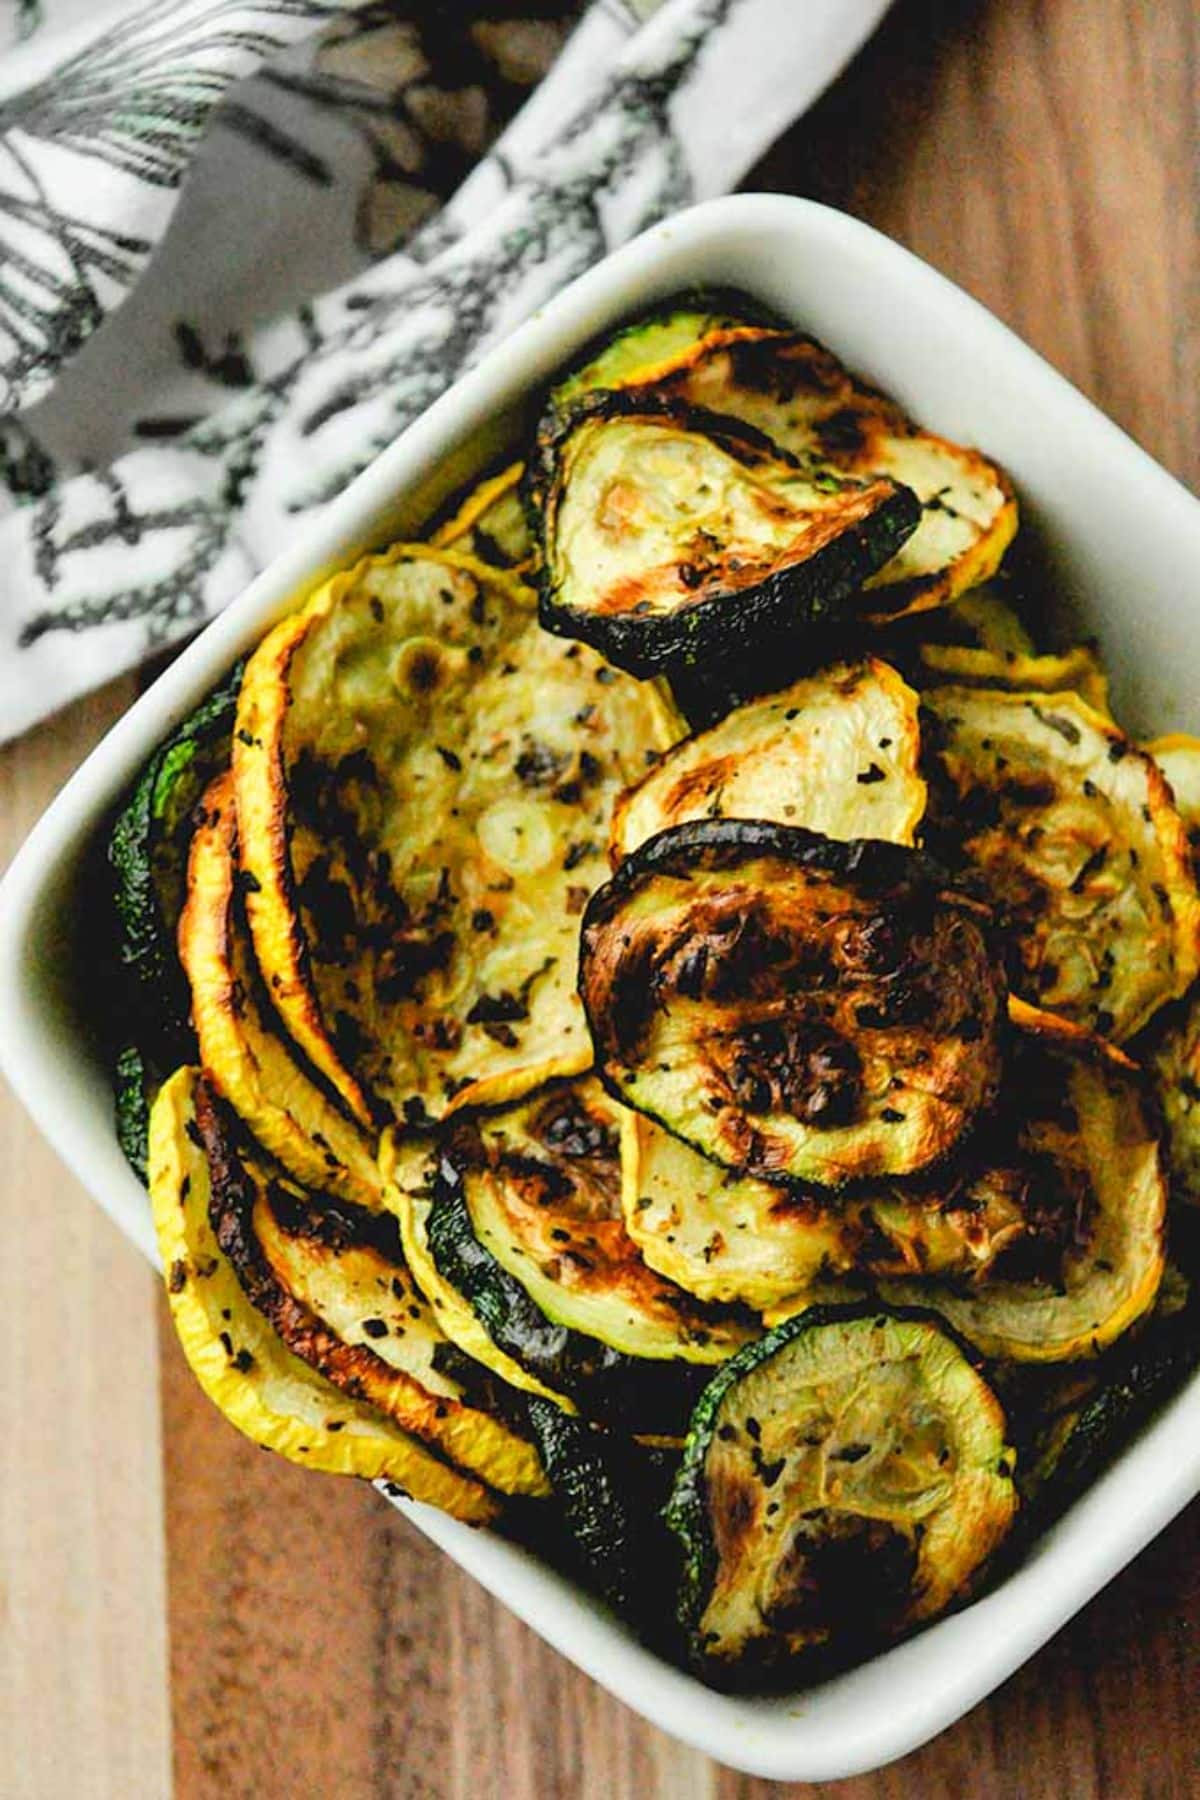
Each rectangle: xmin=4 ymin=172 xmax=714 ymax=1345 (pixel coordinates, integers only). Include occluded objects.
xmin=615 ymin=327 xmax=1018 ymax=618
xmin=621 ymin=1111 xmax=1059 ymax=1311
xmin=149 ymin=1067 xmax=497 ymax=1519
xmin=915 ymin=643 xmax=1110 ymax=715
xmin=197 ymin=1080 xmax=547 ymax=1496
xmin=179 ymin=773 xmax=382 ymax=1210
xmin=874 ymin=1006 xmax=1167 ymax=1362
xmin=609 ymin=658 xmax=926 ymax=864
xmin=430 ymin=461 xmax=531 ymax=570
xmin=233 ymin=544 xmax=682 ymax=1128
xmin=925 ymin=686 xmax=1200 ymax=1039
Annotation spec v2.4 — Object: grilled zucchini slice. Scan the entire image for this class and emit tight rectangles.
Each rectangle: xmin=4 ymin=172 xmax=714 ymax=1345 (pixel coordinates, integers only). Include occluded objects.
xmin=664 ymin=1305 xmax=1017 ymax=1682
xmin=149 ymin=1068 xmax=497 ymax=1520
xmin=548 ymin=291 xmax=779 ymax=421
xmin=233 ymin=544 xmax=681 ymax=1128
xmin=877 ymin=1007 xmax=1167 ymax=1361
xmin=380 ymin=1131 xmax=571 ymax=1408
xmin=610 ymin=659 xmax=926 ymax=864
xmin=522 ymin=1396 xmax=681 ymax=1620
xmin=108 ymin=660 xmax=243 ymax=1051
xmin=925 ymin=686 xmax=1200 ymax=1040
xmin=533 ymin=393 xmax=920 ymax=678
xmin=430 ymin=461 xmax=531 ymax=570
xmin=1149 ymin=733 xmax=1200 ymax=874
xmin=615 ymin=327 xmax=1017 ymax=620
xmin=621 ymin=1111 xmax=1056 ymax=1310
xmin=197 ymin=1082 xmax=547 ymax=1497
xmin=179 ymin=774 xmax=382 ymax=1210
xmin=426 ymin=1078 xmax=756 ymax=1432
xmin=580 ymin=820 xmax=1006 ymax=1188
xmin=941 ymin=583 xmax=1036 ymax=658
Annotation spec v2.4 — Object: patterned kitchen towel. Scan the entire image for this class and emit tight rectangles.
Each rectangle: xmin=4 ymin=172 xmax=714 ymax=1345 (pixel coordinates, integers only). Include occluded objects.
xmin=0 ymin=0 xmax=891 ymax=743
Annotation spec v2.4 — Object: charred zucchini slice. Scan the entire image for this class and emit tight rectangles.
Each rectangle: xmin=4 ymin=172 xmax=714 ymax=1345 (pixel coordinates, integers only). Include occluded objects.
xmin=621 ymin=328 xmax=1017 ymax=619
xmin=233 ymin=544 xmax=682 ymax=1128
xmin=426 ymin=1078 xmax=756 ymax=1432
xmin=548 ymin=290 xmax=780 ymax=420
xmin=522 ymin=1396 xmax=681 ymax=1621
xmin=380 ymin=1132 xmax=572 ymax=1408
xmin=430 ymin=461 xmax=531 ymax=570
xmin=108 ymin=660 xmax=243 ymax=1051
xmin=610 ymin=659 xmax=926 ymax=864
xmin=621 ymin=1111 xmax=1056 ymax=1310
xmin=664 ymin=1305 xmax=1017 ymax=1682
xmin=179 ymin=774 xmax=381 ymax=1210
xmin=1148 ymin=733 xmax=1200 ymax=875
xmin=878 ymin=1007 xmax=1167 ymax=1361
xmin=580 ymin=820 xmax=1006 ymax=1188
xmin=196 ymin=1082 xmax=547 ymax=1497
xmin=925 ymin=686 xmax=1200 ymax=1040
xmin=149 ymin=1068 xmax=497 ymax=1520
xmin=533 ymin=393 xmax=920 ymax=678
xmin=941 ymin=583 xmax=1036 ymax=658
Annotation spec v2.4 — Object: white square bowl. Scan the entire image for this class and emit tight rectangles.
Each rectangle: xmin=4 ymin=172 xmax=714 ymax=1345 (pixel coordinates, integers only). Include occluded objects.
xmin=3 ymin=193 xmax=1200 ymax=1782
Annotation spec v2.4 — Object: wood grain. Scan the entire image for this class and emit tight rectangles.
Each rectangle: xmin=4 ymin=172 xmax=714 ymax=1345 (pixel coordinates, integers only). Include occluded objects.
xmin=0 ymin=679 xmax=173 ymax=1800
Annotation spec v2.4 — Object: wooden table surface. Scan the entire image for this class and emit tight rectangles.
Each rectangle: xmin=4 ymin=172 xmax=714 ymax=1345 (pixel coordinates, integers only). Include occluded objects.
xmin=4 ymin=1 xmax=1200 ymax=1795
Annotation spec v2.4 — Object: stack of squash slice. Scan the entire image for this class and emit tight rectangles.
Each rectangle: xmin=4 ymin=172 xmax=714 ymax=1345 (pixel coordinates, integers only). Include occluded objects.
xmin=101 ymin=287 xmax=1200 ymax=1691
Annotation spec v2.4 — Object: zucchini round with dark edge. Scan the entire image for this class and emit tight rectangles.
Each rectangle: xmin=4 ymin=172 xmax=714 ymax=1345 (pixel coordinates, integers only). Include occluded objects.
xmin=425 ymin=1078 xmax=757 ymax=1433
xmin=522 ymin=1396 xmax=682 ymax=1626
xmin=106 ymin=660 xmax=243 ymax=1174
xmin=196 ymin=1081 xmax=548 ymax=1497
xmin=108 ymin=659 xmax=244 ymax=1051
xmin=546 ymin=287 xmax=784 ymax=424
xmin=580 ymin=818 xmax=1007 ymax=1188
xmin=530 ymin=391 xmax=920 ymax=678
xmin=664 ymin=1303 xmax=1018 ymax=1685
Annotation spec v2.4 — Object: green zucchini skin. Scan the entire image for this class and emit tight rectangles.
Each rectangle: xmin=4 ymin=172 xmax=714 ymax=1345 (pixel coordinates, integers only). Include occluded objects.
xmin=426 ymin=1155 xmax=712 ymax=1435
xmin=107 ymin=662 xmax=243 ymax=1056
xmin=578 ymin=816 xmax=1002 ymax=1189
xmin=544 ymin=286 xmax=786 ymax=423
xmin=522 ymin=1397 xmax=682 ymax=1626
xmin=528 ymin=391 xmax=921 ymax=679
xmin=114 ymin=1042 xmax=152 ymax=1183
xmin=664 ymin=1301 xmax=1012 ymax=1688
xmin=1022 ymin=1299 xmax=1200 ymax=1532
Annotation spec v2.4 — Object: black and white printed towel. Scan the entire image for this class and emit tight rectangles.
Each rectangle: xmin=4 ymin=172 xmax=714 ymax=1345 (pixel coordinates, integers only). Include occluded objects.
xmin=0 ymin=0 xmax=890 ymax=742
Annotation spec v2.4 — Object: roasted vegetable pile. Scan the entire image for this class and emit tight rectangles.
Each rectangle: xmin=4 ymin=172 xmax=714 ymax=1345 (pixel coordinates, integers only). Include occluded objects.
xmin=103 ymin=289 xmax=1200 ymax=1690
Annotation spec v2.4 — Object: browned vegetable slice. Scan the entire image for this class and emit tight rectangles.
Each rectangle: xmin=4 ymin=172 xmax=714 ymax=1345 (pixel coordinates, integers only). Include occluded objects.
xmin=430 ymin=461 xmax=531 ymax=570
xmin=914 ymin=643 xmax=1110 ymax=714
xmin=580 ymin=820 xmax=1006 ymax=1188
xmin=425 ymin=1078 xmax=757 ymax=1431
xmin=609 ymin=658 xmax=926 ymax=865
xmin=178 ymin=772 xmax=381 ymax=1210
xmin=233 ymin=544 xmax=682 ymax=1129
xmin=196 ymin=1081 xmax=547 ymax=1496
xmin=925 ymin=686 xmax=1200 ymax=1040
xmin=621 ymin=1110 xmax=1061 ymax=1310
xmin=595 ymin=326 xmax=1018 ymax=619
xmin=874 ymin=1004 xmax=1167 ymax=1361
xmin=149 ymin=1067 xmax=498 ymax=1518
xmin=533 ymin=393 xmax=920 ymax=676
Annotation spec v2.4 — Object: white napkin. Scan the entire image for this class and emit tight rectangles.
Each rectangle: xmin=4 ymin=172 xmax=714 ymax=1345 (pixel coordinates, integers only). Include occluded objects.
xmin=0 ymin=0 xmax=891 ymax=743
